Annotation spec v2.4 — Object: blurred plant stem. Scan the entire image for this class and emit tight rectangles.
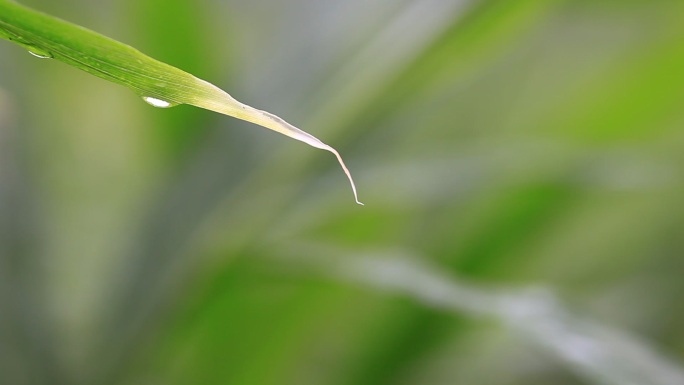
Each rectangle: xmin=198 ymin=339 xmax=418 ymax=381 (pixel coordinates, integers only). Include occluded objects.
xmin=286 ymin=248 xmax=684 ymax=385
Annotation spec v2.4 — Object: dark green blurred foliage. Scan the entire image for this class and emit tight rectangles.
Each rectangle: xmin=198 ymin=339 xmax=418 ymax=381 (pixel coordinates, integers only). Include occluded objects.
xmin=1 ymin=1 xmax=684 ymax=385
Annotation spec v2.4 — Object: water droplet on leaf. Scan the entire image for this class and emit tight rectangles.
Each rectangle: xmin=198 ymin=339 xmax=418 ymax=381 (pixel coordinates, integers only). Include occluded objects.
xmin=142 ymin=96 xmax=176 ymax=108
xmin=26 ymin=46 xmax=52 ymax=59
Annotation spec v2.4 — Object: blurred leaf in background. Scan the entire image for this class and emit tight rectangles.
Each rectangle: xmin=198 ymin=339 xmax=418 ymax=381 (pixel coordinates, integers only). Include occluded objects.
xmin=1 ymin=1 xmax=684 ymax=385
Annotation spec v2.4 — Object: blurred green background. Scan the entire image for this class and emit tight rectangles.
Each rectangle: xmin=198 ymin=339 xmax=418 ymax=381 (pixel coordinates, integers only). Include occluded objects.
xmin=2 ymin=0 xmax=684 ymax=384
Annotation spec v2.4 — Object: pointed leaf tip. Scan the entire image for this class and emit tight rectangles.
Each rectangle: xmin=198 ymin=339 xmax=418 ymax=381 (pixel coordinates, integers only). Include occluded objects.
xmin=201 ymin=93 xmax=363 ymax=205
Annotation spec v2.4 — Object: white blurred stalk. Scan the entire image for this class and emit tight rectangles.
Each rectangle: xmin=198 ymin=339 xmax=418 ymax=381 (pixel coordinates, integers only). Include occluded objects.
xmin=296 ymin=251 xmax=684 ymax=385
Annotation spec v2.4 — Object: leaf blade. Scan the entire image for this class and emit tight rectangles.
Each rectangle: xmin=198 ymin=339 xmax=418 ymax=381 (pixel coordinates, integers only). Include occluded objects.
xmin=0 ymin=0 xmax=362 ymax=204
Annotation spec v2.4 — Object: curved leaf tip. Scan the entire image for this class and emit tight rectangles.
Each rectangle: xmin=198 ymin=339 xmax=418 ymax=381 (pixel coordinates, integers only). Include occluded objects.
xmin=200 ymin=90 xmax=364 ymax=205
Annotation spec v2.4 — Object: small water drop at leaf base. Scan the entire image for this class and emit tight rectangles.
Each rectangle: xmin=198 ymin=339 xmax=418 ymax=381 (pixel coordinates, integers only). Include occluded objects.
xmin=142 ymin=96 xmax=176 ymax=108
xmin=27 ymin=46 xmax=52 ymax=59
xmin=28 ymin=47 xmax=52 ymax=59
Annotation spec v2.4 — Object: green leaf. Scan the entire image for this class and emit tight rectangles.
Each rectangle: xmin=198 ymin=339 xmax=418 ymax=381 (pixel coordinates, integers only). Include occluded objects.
xmin=0 ymin=0 xmax=362 ymax=204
